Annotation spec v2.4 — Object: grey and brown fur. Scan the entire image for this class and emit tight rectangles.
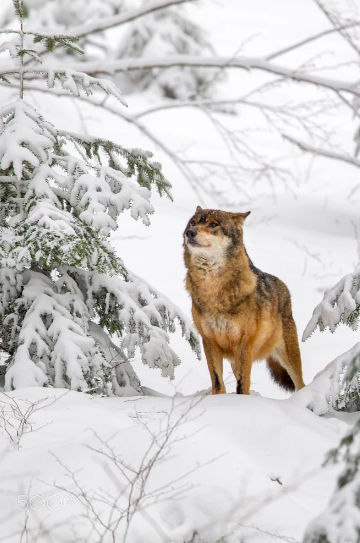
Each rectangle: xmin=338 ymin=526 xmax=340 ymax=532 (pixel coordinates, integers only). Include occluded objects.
xmin=183 ymin=206 xmax=305 ymax=395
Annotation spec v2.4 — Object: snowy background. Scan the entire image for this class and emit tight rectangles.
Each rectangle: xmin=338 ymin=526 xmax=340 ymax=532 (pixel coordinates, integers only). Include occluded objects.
xmin=1 ymin=0 xmax=360 ymax=541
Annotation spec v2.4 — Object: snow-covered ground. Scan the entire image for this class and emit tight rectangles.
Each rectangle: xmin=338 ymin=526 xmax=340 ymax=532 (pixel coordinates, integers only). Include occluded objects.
xmin=2 ymin=0 xmax=360 ymax=541
xmin=0 ymin=388 xmax=352 ymax=542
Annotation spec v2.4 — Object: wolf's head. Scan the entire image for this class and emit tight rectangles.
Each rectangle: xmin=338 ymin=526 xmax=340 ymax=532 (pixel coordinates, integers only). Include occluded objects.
xmin=183 ymin=206 xmax=251 ymax=261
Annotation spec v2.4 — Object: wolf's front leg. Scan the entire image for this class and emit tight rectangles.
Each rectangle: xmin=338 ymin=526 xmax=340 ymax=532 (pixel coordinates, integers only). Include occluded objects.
xmin=203 ymin=338 xmax=226 ymax=394
xmin=234 ymin=345 xmax=253 ymax=395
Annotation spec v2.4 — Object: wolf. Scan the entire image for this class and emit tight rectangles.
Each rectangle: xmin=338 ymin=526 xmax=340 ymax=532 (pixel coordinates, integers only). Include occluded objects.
xmin=183 ymin=206 xmax=305 ymax=395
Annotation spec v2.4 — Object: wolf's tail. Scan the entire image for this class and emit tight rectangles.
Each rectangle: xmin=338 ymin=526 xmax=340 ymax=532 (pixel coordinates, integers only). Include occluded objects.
xmin=266 ymin=357 xmax=295 ymax=392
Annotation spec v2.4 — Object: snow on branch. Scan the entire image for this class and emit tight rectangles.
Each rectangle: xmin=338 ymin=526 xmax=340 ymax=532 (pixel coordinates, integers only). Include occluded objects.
xmin=32 ymin=32 xmax=84 ymax=55
xmin=127 ymin=269 xmax=201 ymax=359
xmin=302 ymin=270 xmax=360 ymax=341
xmin=0 ymin=100 xmax=169 ymax=245
xmin=288 ymin=342 xmax=360 ymax=415
xmin=0 ymin=265 xmax=22 ymax=354
xmin=64 ymin=266 xmax=200 ymax=379
xmin=19 ymin=66 xmax=128 ymax=104
xmin=60 ymin=130 xmax=172 ymax=199
xmin=266 ymin=22 xmax=360 ymax=61
xmin=0 ymin=40 xmax=18 ymax=58
xmin=4 ymin=270 xmax=110 ymax=391
xmin=62 ymin=55 xmax=360 ymax=98
xmin=0 ymin=100 xmax=54 ymax=181
xmin=284 ymin=134 xmax=360 ymax=169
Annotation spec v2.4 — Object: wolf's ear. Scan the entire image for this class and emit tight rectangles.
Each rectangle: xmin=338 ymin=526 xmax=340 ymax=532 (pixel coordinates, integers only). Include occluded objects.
xmin=234 ymin=211 xmax=251 ymax=224
xmin=196 ymin=205 xmax=203 ymax=212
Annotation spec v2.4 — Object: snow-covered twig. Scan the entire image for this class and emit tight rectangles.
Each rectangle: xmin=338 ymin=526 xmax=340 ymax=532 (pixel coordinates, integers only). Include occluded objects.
xmin=60 ymin=55 xmax=360 ymax=98
xmin=267 ymin=21 xmax=360 ymax=61
xmin=19 ymin=82 xmax=331 ymax=203
xmin=313 ymin=0 xmax=360 ymax=56
xmin=283 ymin=134 xmax=360 ymax=169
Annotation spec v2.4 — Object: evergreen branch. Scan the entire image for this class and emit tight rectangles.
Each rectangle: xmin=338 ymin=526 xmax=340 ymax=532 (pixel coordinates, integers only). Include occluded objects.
xmin=0 ymin=176 xmax=23 ymax=188
xmin=59 ymin=130 xmax=172 ymax=198
xmin=0 ymin=29 xmax=83 ymax=54
xmin=302 ymin=271 xmax=360 ymax=341
xmin=13 ymin=0 xmax=25 ymax=20
xmin=0 ymin=29 xmax=21 ymax=35
xmin=32 ymin=33 xmax=84 ymax=55
xmin=18 ymin=49 xmax=42 ymax=63
xmin=0 ymin=66 xmax=127 ymax=104
xmin=0 ymin=73 xmax=11 ymax=84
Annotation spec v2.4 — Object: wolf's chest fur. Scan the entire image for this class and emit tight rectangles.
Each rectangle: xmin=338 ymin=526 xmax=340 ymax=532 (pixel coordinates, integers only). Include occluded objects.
xmin=187 ymin=251 xmax=256 ymax=314
xmin=186 ymin=253 xmax=258 ymax=351
xmin=191 ymin=249 xmax=226 ymax=275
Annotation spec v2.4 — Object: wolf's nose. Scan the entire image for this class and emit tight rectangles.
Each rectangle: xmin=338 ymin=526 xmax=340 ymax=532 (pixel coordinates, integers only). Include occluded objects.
xmin=186 ymin=228 xmax=197 ymax=238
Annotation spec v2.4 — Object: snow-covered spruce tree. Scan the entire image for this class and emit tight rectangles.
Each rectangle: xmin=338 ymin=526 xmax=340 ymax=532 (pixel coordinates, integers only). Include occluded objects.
xmin=115 ymin=2 xmax=216 ymax=99
xmin=0 ymin=0 xmax=200 ymax=394
xmin=301 ymin=272 xmax=360 ymax=541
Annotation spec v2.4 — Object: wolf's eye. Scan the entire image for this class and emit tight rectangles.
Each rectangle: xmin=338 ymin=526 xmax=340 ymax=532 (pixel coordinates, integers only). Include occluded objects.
xmin=209 ymin=222 xmax=218 ymax=228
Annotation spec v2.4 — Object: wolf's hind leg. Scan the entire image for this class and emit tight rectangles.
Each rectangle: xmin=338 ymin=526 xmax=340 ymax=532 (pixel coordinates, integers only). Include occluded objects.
xmin=275 ymin=316 xmax=305 ymax=391
xmin=203 ymin=339 xmax=226 ymax=394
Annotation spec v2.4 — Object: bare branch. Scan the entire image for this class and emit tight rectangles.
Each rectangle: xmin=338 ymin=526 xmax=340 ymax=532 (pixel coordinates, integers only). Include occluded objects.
xmin=0 ymin=392 xmax=70 ymax=450
xmin=313 ymin=0 xmax=360 ymax=56
xmin=267 ymin=21 xmax=360 ymax=61
xmin=283 ymin=133 xmax=360 ymax=168
xmin=18 ymin=81 xmax=335 ymax=205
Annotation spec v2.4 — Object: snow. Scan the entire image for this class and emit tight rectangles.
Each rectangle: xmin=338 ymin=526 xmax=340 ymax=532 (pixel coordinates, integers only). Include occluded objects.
xmin=0 ymin=388 xmax=349 ymax=542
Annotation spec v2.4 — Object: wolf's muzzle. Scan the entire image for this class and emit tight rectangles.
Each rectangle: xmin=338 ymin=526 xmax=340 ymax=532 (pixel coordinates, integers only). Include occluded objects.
xmin=186 ymin=227 xmax=198 ymax=238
